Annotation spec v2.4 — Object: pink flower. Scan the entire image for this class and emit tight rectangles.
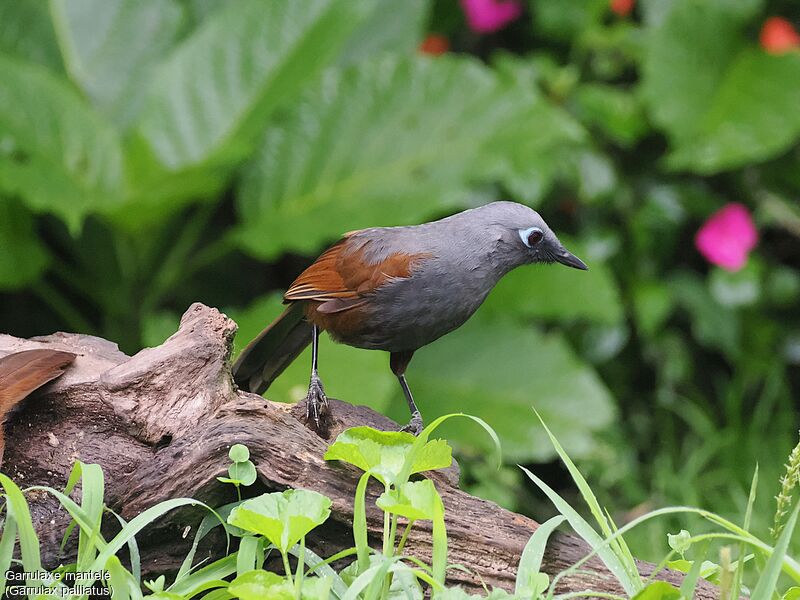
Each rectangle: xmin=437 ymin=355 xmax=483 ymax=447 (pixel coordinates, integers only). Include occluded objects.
xmin=460 ymin=0 xmax=523 ymax=33
xmin=695 ymin=203 xmax=758 ymax=271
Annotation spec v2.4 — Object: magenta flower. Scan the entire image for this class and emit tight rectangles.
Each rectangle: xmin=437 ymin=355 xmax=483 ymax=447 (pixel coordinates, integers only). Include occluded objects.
xmin=460 ymin=0 xmax=523 ymax=33
xmin=694 ymin=203 xmax=758 ymax=271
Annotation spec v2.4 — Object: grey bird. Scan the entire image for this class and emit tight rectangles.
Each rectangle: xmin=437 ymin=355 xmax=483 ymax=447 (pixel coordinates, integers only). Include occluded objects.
xmin=233 ymin=201 xmax=587 ymax=434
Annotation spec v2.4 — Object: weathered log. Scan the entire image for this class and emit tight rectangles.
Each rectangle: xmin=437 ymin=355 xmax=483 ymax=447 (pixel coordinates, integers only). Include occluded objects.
xmin=0 ymin=303 xmax=717 ymax=597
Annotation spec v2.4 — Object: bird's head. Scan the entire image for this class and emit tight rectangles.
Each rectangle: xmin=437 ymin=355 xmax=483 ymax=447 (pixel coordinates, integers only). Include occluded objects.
xmin=479 ymin=201 xmax=588 ymax=271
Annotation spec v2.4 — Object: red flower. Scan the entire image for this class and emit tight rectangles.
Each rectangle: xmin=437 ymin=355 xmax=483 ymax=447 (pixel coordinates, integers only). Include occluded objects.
xmin=760 ymin=17 xmax=800 ymax=54
xmin=419 ymin=34 xmax=450 ymax=56
xmin=694 ymin=203 xmax=758 ymax=272
xmin=460 ymin=0 xmax=523 ymax=34
xmin=610 ymin=0 xmax=635 ymax=17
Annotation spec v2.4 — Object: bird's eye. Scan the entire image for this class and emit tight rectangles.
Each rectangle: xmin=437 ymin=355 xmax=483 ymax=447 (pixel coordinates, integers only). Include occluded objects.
xmin=519 ymin=227 xmax=544 ymax=248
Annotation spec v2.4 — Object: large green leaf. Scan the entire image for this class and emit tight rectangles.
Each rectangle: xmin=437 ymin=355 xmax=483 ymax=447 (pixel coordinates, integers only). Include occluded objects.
xmin=0 ymin=1 xmax=62 ymax=71
xmin=337 ymin=0 xmax=429 ymax=65
xmin=227 ymin=490 xmax=331 ymax=553
xmin=0 ymin=55 xmax=125 ymax=229
xmin=228 ymin=570 xmax=293 ymax=600
xmin=376 ymin=480 xmax=444 ymax=522
xmin=642 ymin=0 xmax=800 ymax=173
xmin=394 ymin=316 xmax=616 ymax=462
xmin=132 ymin=0 xmax=375 ymax=173
xmin=325 ymin=426 xmax=451 ymax=486
xmin=484 ymin=54 xmax=589 ymax=206
xmin=235 ymin=54 xmax=529 ymax=259
xmin=0 ymin=199 xmax=49 ymax=290
xmin=666 ymin=50 xmax=800 ymax=172
xmin=49 ymin=0 xmax=186 ymax=127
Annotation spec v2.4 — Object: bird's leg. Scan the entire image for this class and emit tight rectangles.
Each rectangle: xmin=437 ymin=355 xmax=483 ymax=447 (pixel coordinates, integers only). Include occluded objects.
xmin=390 ymin=351 xmax=423 ymax=436
xmin=304 ymin=324 xmax=328 ymax=429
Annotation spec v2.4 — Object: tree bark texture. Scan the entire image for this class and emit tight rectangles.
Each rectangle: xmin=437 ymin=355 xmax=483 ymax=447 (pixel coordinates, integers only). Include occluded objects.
xmin=0 ymin=303 xmax=717 ymax=598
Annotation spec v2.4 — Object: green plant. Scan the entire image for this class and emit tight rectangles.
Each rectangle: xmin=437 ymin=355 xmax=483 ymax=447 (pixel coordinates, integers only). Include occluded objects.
xmin=3 ymin=413 xmax=800 ymax=599
xmin=217 ymin=444 xmax=258 ymax=500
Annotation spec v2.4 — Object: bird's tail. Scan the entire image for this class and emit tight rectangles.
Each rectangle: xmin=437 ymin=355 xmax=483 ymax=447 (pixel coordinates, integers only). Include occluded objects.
xmin=232 ymin=302 xmax=312 ymax=395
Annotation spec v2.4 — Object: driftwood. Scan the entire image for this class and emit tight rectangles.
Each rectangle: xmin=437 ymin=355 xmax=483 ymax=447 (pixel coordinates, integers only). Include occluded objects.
xmin=0 ymin=303 xmax=718 ymax=598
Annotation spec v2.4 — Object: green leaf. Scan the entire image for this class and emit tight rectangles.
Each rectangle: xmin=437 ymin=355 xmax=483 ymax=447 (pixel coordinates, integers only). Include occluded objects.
xmin=751 ymin=504 xmax=800 ymax=600
xmin=297 ymin=576 xmax=333 ymax=600
xmin=236 ymin=54 xmax=528 ymax=259
xmin=783 ymin=587 xmax=800 ymax=600
xmin=0 ymin=1 xmax=62 ymax=70
xmin=642 ymin=0 xmax=800 ymax=173
xmin=515 ymin=515 xmax=565 ymax=596
xmin=667 ymin=529 xmax=692 ymax=555
xmin=0 ymin=474 xmax=43 ymax=582
xmin=376 ymin=480 xmax=443 ymax=522
xmin=133 ymin=0 xmax=375 ymax=173
xmin=105 ymin=555 xmax=143 ymax=600
xmin=228 ymin=461 xmax=257 ymax=487
xmin=228 ymin=570 xmax=294 ymax=600
xmin=571 ymin=84 xmax=647 ymax=147
xmin=679 ymin=544 xmax=710 ymax=600
xmin=667 ymin=51 xmax=800 ymax=173
xmin=521 ymin=465 xmax=638 ymax=597
xmin=632 ymin=281 xmax=674 ymax=336
xmin=229 ymin=444 xmax=250 ymax=463
xmin=393 ymin=317 xmax=615 ymax=462
xmin=529 ymin=0 xmax=607 ymax=42
xmin=534 ymin=412 xmax=641 ymax=592
xmin=0 ymin=55 xmax=125 ymax=229
xmin=482 ymin=54 xmax=588 ymax=207
xmin=0 ymin=199 xmax=49 ymax=290
xmin=630 ymin=581 xmax=682 ymax=600
xmin=324 ymin=426 xmax=452 ymax=487
xmin=48 ymin=0 xmax=185 ymax=127
xmin=670 ymin=272 xmax=740 ymax=358
xmin=227 ymin=490 xmax=331 ymax=553
xmin=337 ymin=0 xmax=428 ymax=65
xmin=482 ymin=239 xmax=623 ymax=324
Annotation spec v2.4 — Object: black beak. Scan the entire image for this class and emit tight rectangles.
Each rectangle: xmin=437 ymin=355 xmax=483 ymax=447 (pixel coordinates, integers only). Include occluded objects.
xmin=555 ymin=249 xmax=588 ymax=271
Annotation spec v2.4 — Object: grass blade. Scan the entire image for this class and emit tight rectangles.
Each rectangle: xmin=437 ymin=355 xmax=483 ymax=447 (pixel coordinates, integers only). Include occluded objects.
xmin=236 ymin=536 xmax=259 ymax=576
xmin=679 ymin=542 xmax=709 ymax=600
xmin=168 ymin=554 xmax=237 ymax=596
xmin=0 ymin=511 xmax=17 ymax=596
xmin=431 ymin=511 xmax=448 ymax=586
xmin=107 ymin=508 xmax=141 ymax=585
xmin=516 ymin=515 xmax=566 ymax=595
xmin=731 ymin=465 xmax=758 ymax=600
xmin=751 ymin=504 xmax=800 ymax=600
xmin=88 ymin=499 xmax=215 ymax=586
xmin=354 ymin=472 xmax=372 ymax=574
xmin=0 ymin=474 xmax=42 ymax=582
xmin=520 ymin=466 xmax=638 ymax=596
xmin=289 ymin=544 xmax=350 ymax=599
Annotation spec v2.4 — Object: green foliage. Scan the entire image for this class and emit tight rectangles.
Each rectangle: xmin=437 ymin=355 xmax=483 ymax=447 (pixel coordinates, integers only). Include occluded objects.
xmin=228 ymin=490 xmax=331 ymax=554
xmin=217 ymin=444 xmax=258 ymax=494
xmin=3 ymin=423 xmax=800 ymax=599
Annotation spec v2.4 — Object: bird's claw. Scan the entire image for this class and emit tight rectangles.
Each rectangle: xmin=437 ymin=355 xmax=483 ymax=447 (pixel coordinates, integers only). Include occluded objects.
xmin=399 ymin=411 xmax=424 ymax=436
xmin=304 ymin=375 xmax=328 ymax=430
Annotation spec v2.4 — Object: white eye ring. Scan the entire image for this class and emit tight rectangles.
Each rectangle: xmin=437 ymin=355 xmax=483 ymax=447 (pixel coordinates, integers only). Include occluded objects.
xmin=519 ymin=227 xmax=544 ymax=248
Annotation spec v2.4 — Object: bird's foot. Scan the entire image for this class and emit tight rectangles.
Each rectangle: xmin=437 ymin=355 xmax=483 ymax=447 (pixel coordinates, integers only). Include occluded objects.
xmin=399 ymin=411 xmax=424 ymax=436
xmin=303 ymin=375 xmax=329 ymax=431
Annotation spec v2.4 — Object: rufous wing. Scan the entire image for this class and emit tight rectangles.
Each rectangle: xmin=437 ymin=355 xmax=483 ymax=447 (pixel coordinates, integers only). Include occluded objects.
xmin=0 ymin=349 xmax=76 ymax=466
xmin=284 ymin=236 xmax=431 ymax=309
